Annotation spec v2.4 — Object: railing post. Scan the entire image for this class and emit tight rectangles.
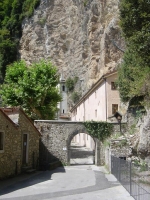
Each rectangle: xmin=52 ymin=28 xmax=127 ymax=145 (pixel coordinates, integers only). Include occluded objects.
xmin=111 ymin=155 xmax=113 ymax=173
xmin=118 ymin=158 xmax=121 ymax=181
xmin=130 ymin=161 xmax=132 ymax=196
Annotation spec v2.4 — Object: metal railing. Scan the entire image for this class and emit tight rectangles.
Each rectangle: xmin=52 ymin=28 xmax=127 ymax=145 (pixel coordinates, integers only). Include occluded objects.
xmin=111 ymin=156 xmax=150 ymax=200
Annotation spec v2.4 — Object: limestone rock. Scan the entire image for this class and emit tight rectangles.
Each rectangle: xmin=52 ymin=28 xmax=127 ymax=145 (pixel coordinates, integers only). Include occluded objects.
xmin=19 ymin=0 xmax=125 ymax=94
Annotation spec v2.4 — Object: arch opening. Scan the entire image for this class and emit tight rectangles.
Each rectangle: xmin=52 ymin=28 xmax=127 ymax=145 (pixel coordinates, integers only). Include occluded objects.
xmin=68 ymin=132 xmax=96 ymax=165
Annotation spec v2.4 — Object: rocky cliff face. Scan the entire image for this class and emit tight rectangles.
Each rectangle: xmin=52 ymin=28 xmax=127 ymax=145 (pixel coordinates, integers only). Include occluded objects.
xmin=19 ymin=0 xmax=124 ymax=93
xmin=122 ymin=109 xmax=150 ymax=167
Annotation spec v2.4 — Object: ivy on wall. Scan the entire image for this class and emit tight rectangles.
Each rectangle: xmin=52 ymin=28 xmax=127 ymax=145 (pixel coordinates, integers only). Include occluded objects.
xmin=83 ymin=121 xmax=113 ymax=141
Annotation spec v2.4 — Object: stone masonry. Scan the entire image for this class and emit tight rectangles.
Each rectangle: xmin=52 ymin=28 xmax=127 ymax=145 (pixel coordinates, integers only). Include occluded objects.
xmin=34 ymin=120 xmax=123 ymax=167
xmin=34 ymin=120 xmax=103 ymax=166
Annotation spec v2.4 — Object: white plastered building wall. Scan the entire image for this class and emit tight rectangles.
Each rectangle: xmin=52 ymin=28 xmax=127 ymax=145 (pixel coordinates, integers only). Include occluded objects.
xmin=70 ymin=72 xmax=121 ymax=150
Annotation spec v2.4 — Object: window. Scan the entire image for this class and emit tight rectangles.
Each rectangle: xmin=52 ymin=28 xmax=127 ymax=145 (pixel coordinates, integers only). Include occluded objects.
xmin=0 ymin=132 xmax=4 ymax=151
xmin=62 ymin=85 xmax=65 ymax=91
xmin=111 ymin=82 xmax=117 ymax=90
xmin=112 ymin=104 xmax=118 ymax=114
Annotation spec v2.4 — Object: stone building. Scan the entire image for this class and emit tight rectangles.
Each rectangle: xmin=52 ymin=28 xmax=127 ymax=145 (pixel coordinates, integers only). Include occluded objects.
xmin=0 ymin=107 xmax=40 ymax=179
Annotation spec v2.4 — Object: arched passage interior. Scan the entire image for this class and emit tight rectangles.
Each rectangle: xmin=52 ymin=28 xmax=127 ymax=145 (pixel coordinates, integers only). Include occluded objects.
xmin=67 ymin=130 xmax=96 ymax=165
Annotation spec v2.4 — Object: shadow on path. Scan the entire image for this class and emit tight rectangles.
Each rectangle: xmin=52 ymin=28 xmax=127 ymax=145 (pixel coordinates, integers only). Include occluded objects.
xmin=70 ymin=143 xmax=94 ymax=165
xmin=0 ymin=167 xmax=65 ymax=196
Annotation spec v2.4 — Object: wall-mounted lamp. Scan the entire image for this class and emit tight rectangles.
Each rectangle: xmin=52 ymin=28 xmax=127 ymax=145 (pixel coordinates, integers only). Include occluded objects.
xmin=114 ymin=112 xmax=122 ymax=132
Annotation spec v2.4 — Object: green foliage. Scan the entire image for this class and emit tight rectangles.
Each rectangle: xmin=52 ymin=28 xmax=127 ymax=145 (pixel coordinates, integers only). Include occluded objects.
xmin=120 ymin=0 xmax=150 ymax=61
xmin=84 ymin=121 xmax=113 ymax=141
xmin=103 ymin=140 xmax=110 ymax=148
xmin=117 ymin=51 xmax=150 ymax=104
xmin=83 ymin=0 xmax=88 ymax=7
xmin=129 ymin=124 xmax=136 ymax=135
xmin=133 ymin=160 xmax=148 ymax=172
xmin=112 ymin=132 xmax=122 ymax=139
xmin=0 ymin=0 xmax=40 ymax=80
xmin=118 ymin=0 xmax=150 ymax=106
xmin=118 ymin=139 xmax=127 ymax=147
xmin=0 ymin=59 xmax=62 ymax=120
xmin=71 ymin=92 xmax=81 ymax=103
xmin=74 ymin=76 xmax=78 ymax=84
xmin=66 ymin=77 xmax=74 ymax=92
xmin=66 ymin=77 xmax=79 ymax=92
xmin=22 ymin=0 xmax=40 ymax=18
xmin=38 ymin=17 xmax=46 ymax=26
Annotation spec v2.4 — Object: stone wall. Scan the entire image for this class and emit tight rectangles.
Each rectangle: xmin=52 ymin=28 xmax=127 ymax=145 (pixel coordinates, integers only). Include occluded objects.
xmin=34 ymin=120 xmax=107 ymax=166
xmin=34 ymin=120 xmax=124 ymax=167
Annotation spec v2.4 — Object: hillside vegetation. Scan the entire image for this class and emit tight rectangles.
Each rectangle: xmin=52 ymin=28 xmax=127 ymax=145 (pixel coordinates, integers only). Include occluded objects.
xmin=0 ymin=0 xmax=40 ymax=82
xmin=118 ymin=0 xmax=150 ymax=107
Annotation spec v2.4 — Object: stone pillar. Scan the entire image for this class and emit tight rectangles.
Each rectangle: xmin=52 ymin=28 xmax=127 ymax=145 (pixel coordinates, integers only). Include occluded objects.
xmin=95 ymin=140 xmax=100 ymax=165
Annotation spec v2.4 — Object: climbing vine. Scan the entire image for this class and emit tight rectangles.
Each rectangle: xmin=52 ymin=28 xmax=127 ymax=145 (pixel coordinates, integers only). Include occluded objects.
xmin=83 ymin=121 xmax=113 ymax=141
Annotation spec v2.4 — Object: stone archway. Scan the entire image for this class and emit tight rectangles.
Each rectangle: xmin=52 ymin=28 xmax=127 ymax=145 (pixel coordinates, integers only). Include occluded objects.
xmin=34 ymin=120 xmax=103 ymax=167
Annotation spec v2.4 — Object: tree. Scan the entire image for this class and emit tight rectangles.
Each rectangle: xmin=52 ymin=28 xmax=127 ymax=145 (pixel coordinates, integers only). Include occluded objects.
xmin=0 ymin=0 xmax=40 ymax=81
xmin=117 ymin=0 xmax=150 ymax=106
xmin=0 ymin=59 xmax=62 ymax=120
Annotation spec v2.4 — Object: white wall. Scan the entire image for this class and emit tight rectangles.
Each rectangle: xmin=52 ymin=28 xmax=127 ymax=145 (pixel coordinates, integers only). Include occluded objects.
xmin=71 ymin=81 xmax=106 ymax=121
xmin=71 ymin=74 xmax=121 ymax=122
xmin=71 ymin=73 xmax=121 ymax=150
xmin=72 ymin=133 xmax=95 ymax=150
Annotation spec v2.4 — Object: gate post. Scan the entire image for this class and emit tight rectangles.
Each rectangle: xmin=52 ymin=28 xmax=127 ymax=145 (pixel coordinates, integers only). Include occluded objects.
xmin=95 ymin=140 xmax=100 ymax=165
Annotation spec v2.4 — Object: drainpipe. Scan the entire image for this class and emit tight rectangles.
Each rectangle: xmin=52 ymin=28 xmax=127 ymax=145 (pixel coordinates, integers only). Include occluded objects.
xmin=104 ymin=77 xmax=107 ymax=121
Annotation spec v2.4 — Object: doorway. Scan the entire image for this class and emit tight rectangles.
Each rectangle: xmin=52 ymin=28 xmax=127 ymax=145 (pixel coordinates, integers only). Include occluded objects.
xmin=22 ymin=133 xmax=28 ymax=165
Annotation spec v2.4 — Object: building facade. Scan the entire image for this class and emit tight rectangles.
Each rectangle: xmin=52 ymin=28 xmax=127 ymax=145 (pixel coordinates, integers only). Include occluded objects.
xmin=70 ymin=71 xmax=121 ymax=122
xmin=0 ymin=107 xmax=40 ymax=179
xmin=70 ymin=71 xmax=122 ymax=149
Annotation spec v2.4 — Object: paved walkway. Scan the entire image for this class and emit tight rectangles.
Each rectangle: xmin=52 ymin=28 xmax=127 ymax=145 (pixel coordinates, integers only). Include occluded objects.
xmin=0 ymin=144 xmax=135 ymax=200
xmin=70 ymin=142 xmax=94 ymax=165
xmin=0 ymin=165 xmax=134 ymax=200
